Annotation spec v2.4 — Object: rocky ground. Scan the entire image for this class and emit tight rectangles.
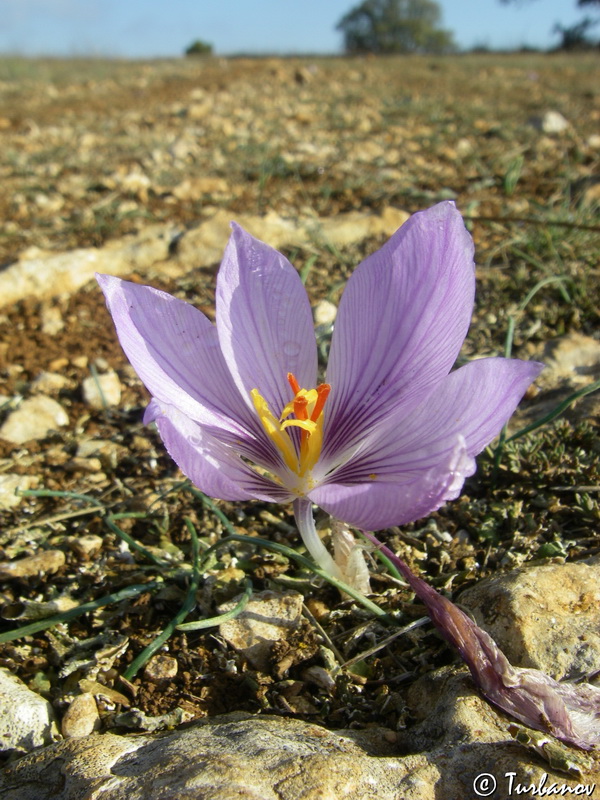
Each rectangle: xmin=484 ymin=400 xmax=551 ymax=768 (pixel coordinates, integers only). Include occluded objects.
xmin=0 ymin=53 xmax=599 ymax=797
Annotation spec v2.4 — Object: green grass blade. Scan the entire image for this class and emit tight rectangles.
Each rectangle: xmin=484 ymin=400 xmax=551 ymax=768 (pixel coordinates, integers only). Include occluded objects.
xmin=187 ymin=488 xmax=238 ymax=536
xmin=0 ymin=582 xmax=162 ymax=644
xmin=300 ymin=253 xmax=318 ymax=285
xmin=356 ymin=530 xmax=405 ymax=583
xmin=517 ymin=274 xmax=571 ymax=310
xmin=122 ymin=519 xmax=205 ymax=680
xmin=104 ymin=516 xmax=168 ymax=568
xmin=494 ymin=274 xmax=573 ymax=476
xmin=18 ymin=488 xmax=105 ymax=507
xmin=122 ymin=579 xmax=201 ymax=680
xmin=506 ymin=378 xmax=600 ymax=444
xmin=176 ymin=578 xmax=253 ymax=632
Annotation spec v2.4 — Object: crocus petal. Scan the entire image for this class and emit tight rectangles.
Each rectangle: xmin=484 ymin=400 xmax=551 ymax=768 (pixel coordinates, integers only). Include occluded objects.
xmin=97 ymin=274 xmax=255 ymax=437
xmin=216 ymin=223 xmax=317 ymax=416
xmin=323 ymin=201 xmax=475 ymax=461
xmin=312 ymin=357 xmax=542 ymax=530
xmin=324 ymin=356 xmax=544 ymax=479
xmin=310 ymin=435 xmax=475 ymax=531
xmin=145 ymin=399 xmax=294 ymax=504
xmin=403 ymin=356 xmax=545 ymax=457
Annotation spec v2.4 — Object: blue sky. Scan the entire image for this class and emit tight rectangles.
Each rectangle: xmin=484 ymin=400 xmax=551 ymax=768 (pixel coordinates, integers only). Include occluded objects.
xmin=0 ymin=0 xmax=590 ymax=57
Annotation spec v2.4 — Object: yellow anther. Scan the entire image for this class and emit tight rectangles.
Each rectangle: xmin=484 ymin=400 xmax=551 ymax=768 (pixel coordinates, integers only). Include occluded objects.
xmin=281 ymin=418 xmax=317 ymax=435
xmin=250 ymin=389 xmax=298 ymax=473
xmin=251 ymin=374 xmax=331 ymax=479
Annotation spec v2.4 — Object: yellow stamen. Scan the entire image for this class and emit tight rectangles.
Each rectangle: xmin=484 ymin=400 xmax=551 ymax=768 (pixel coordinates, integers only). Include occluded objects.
xmin=281 ymin=418 xmax=317 ymax=434
xmin=250 ymin=389 xmax=298 ymax=473
xmin=251 ymin=373 xmax=330 ymax=478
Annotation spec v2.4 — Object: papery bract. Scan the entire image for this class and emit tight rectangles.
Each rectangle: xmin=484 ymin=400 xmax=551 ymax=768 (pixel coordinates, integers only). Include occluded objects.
xmin=97 ymin=202 xmax=543 ymax=576
xmin=363 ymin=531 xmax=600 ymax=750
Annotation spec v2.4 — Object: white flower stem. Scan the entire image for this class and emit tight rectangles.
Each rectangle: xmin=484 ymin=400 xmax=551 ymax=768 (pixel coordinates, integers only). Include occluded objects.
xmin=293 ymin=497 xmax=342 ymax=579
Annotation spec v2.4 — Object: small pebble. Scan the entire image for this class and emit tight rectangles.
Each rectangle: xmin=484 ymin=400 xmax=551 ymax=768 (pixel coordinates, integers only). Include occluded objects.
xmin=143 ymin=654 xmax=178 ymax=683
xmin=0 ymin=667 xmax=60 ymax=753
xmin=0 ymin=474 xmax=31 ymax=510
xmin=93 ymin=357 xmax=110 ymax=372
xmin=40 ymin=306 xmax=64 ymax=336
xmin=49 ymin=357 xmax=69 ymax=371
xmin=587 ymin=134 xmax=600 ymax=150
xmin=302 ymin=666 xmax=336 ymax=692
xmin=219 ymin=591 xmax=304 ymax=672
xmin=76 ymin=438 xmax=123 ymax=469
xmin=81 ymin=371 xmax=122 ymax=409
xmin=0 ymin=549 xmax=66 ymax=580
xmin=530 ymin=110 xmax=570 ymax=134
xmin=70 ymin=534 xmax=104 ymax=559
xmin=66 ymin=456 xmax=103 ymax=473
xmin=313 ymin=299 xmax=337 ymax=327
xmin=61 ymin=693 xmax=100 ymax=738
xmin=30 ymin=371 xmax=70 ymax=395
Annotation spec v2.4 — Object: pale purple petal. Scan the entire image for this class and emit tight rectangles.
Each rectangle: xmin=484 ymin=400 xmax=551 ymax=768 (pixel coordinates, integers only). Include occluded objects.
xmin=216 ymin=223 xmax=317 ymax=416
xmin=145 ymin=399 xmax=294 ymax=504
xmin=323 ymin=356 xmax=544 ymax=479
xmin=311 ymin=357 xmax=542 ymax=530
xmin=310 ymin=436 xmax=475 ymax=530
xmin=406 ymin=356 xmax=545 ymax=456
xmin=97 ymin=274 xmax=254 ymax=437
xmin=364 ymin=532 xmax=600 ymax=750
xmin=323 ymin=201 xmax=475 ymax=461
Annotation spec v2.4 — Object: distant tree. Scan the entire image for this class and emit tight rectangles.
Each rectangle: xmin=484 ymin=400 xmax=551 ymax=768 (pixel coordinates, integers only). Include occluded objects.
xmin=554 ymin=16 xmax=599 ymax=48
xmin=498 ymin=0 xmax=599 ymax=49
xmin=184 ymin=39 xmax=213 ymax=57
xmin=336 ymin=0 xmax=456 ymax=55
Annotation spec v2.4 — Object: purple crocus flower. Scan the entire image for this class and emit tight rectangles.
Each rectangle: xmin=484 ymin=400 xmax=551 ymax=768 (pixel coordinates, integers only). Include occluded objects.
xmin=97 ymin=202 xmax=542 ymax=576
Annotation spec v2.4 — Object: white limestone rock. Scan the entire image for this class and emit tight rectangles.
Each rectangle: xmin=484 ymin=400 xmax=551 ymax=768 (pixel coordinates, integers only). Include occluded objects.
xmin=218 ymin=590 xmax=304 ymax=672
xmin=0 ymin=396 xmax=69 ymax=444
xmin=0 ymin=224 xmax=177 ymax=307
xmin=459 ymin=559 xmax=600 ymax=680
xmin=30 ymin=371 xmax=70 ymax=395
xmin=0 ymin=668 xmax=60 ymax=755
xmin=530 ymin=110 xmax=570 ymax=134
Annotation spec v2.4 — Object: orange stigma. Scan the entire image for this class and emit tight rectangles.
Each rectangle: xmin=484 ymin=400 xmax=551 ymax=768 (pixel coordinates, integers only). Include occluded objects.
xmin=250 ymin=373 xmax=331 ymax=478
xmin=311 ymin=382 xmax=331 ymax=422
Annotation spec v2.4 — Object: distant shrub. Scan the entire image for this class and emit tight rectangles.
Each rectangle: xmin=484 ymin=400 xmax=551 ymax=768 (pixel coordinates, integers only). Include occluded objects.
xmin=185 ymin=40 xmax=214 ymax=57
xmin=553 ymin=17 xmax=599 ymax=50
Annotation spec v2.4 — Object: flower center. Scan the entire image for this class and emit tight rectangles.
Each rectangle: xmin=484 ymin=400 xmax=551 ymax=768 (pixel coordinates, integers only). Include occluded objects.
xmin=250 ymin=373 xmax=330 ymax=477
